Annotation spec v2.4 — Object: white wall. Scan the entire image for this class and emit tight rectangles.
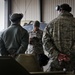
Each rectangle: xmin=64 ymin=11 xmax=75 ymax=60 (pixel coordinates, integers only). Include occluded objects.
xmin=12 ymin=0 xmax=40 ymax=25
xmin=0 ymin=0 xmax=4 ymax=31
xmin=43 ymin=0 xmax=75 ymax=23
xmin=11 ymin=0 xmax=75 ymax=24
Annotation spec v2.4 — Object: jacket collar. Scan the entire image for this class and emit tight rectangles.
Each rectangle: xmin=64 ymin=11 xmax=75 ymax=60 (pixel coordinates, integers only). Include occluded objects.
xmin=58 ymin=12 xmax=73 ymax=18
xmin=11 ymin=22 xmax=20 ymax=26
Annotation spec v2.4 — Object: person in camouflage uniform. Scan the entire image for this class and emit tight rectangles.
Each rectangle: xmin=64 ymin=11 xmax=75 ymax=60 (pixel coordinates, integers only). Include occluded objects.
xmin=29 ymin=21 xmax=44 ymax=55
xmin=42 ymin=3 xmax=75 ymax=72
xmin=28 ymin=21 xmax=45 ymax=68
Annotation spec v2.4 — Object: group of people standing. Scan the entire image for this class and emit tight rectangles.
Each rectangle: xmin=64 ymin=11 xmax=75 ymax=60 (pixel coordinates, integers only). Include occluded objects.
xmin=0 ymin=3 xmax=75 ymax=73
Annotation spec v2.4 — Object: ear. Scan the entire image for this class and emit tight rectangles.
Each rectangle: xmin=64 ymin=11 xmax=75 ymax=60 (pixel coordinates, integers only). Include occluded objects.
xmin=55 ymin=5 xmax=60 ymax=11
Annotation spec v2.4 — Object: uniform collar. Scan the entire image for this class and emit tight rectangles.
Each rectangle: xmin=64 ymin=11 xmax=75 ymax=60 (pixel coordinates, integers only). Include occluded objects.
xmin=58 ymin=12 xmax=73 ymax=18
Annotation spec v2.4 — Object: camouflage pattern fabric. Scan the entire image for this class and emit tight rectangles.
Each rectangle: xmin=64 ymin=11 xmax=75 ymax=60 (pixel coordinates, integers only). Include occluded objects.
xmin=29 ymin=29 xmax=44 ymax=55
xmin=42 ymin=12 xmax=75 ymax=71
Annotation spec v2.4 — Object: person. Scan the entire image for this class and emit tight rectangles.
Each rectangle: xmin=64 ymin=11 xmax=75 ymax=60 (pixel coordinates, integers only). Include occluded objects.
xmin=26 ymin=21 xmax=49 ymax=68
xmin=0 ymin=13 xmax=29 ymax=58
xmin=29 ymin=21 xmax=44 ymax=55
xmin=42 ymin=3 xmax=75 ymax=72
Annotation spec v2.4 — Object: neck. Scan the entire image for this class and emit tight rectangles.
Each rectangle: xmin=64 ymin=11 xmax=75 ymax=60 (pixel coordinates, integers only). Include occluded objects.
xmin=12 ymin=22 xmax=20 ymax=25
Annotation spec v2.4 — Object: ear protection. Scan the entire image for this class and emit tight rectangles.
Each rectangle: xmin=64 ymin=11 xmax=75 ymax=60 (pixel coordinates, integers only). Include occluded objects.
xmin=55 ymin=5 xmax=60 ymax=11
xmin=55 ymin=4 xmax=72 ymax=12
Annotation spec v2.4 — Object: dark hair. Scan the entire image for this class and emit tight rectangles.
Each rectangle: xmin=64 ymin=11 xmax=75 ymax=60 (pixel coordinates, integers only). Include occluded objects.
xmin=34 ymin=21 xmax=40 ymax=27
xmin=10 ymin=13 xmax=23 ymax=22
xmin=56 ymin=3 xmax=72 ymax=12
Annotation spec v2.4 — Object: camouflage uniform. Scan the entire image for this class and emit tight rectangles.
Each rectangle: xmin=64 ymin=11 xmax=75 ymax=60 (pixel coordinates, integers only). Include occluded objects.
xmin=42 ymin=12 xmax=75 ymax=71
xmin=28 ymin=29 xmax=44 ymax=55
xmin=26 ymin=29 xmax=44 ymax=69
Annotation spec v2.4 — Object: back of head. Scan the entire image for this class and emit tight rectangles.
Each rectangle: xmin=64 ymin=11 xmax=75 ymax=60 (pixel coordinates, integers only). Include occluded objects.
xmin=10 ymin=13 xmax=23 ymax=23
xmin=56 ymin=3 xmax=72 ymax=12
xmin=34 ymin=21 xmax=40 ymax=27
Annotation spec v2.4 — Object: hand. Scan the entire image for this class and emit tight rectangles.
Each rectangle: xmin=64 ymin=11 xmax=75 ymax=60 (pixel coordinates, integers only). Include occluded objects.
xmin=58 ymin=53 xmax=70 ymax=62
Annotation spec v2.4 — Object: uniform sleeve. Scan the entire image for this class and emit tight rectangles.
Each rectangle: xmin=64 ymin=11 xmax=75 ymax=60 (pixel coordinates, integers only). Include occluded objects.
xmin=42 ymin=24 xmax=54 ymax=53
xmin=16 ymin=30 xmax=29 ymax=54
xmin=42 ymin=24 xmax=59 ymax=59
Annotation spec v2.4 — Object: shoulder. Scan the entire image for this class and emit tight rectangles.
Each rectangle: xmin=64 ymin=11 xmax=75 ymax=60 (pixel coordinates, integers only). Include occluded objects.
xmin=18 ymin=26 xmax=29 ymax=36
xmin=45 ymin=18 xmax=57 ymax=30
xmin=0 ymin=27 xmax=10 ymax=36
xmin=49 ymin=17 xmax=61 ymax=25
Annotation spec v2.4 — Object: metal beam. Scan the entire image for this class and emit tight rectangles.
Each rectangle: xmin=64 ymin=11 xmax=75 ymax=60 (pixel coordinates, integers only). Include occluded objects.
xmin=4 ymin=0 xmax=12 ymax=28
xmin=39 ymin=0 xmax=43 ymax=22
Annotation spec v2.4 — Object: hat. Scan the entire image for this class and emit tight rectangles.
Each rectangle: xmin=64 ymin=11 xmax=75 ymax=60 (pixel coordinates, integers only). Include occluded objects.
xmin=56 ymin=3 xmax=72 ymax=12
xmin=10 ymin=13 xmax=23 ymax=22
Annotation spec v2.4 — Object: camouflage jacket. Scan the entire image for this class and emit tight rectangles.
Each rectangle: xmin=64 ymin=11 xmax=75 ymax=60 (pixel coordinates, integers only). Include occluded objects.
xmin=28 ymin=29 xmax=44 ymax=55
xmin=42 ymin=12 xmax=75 ymax=59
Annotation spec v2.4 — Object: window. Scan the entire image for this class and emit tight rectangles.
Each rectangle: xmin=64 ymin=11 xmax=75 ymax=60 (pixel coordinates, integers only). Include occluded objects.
xmin=0 ymin=0 xmax=4 ymax=31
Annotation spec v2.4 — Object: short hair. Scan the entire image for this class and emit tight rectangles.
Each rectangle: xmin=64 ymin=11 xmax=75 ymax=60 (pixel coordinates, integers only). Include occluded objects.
xmin=34 ymin=21 xmax=40 ymax=27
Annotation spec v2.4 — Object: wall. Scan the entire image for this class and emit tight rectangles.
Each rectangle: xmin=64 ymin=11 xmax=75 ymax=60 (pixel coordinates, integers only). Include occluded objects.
xmin=43 ymin=0 xmax=75 ymax=23
xmin=11 ymin=0 xmax=75 ymax=24
xmin=0 ymin=0 xmax=4 ymax=31
xmin=12 ymin=0 xmax=40 ymax=25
